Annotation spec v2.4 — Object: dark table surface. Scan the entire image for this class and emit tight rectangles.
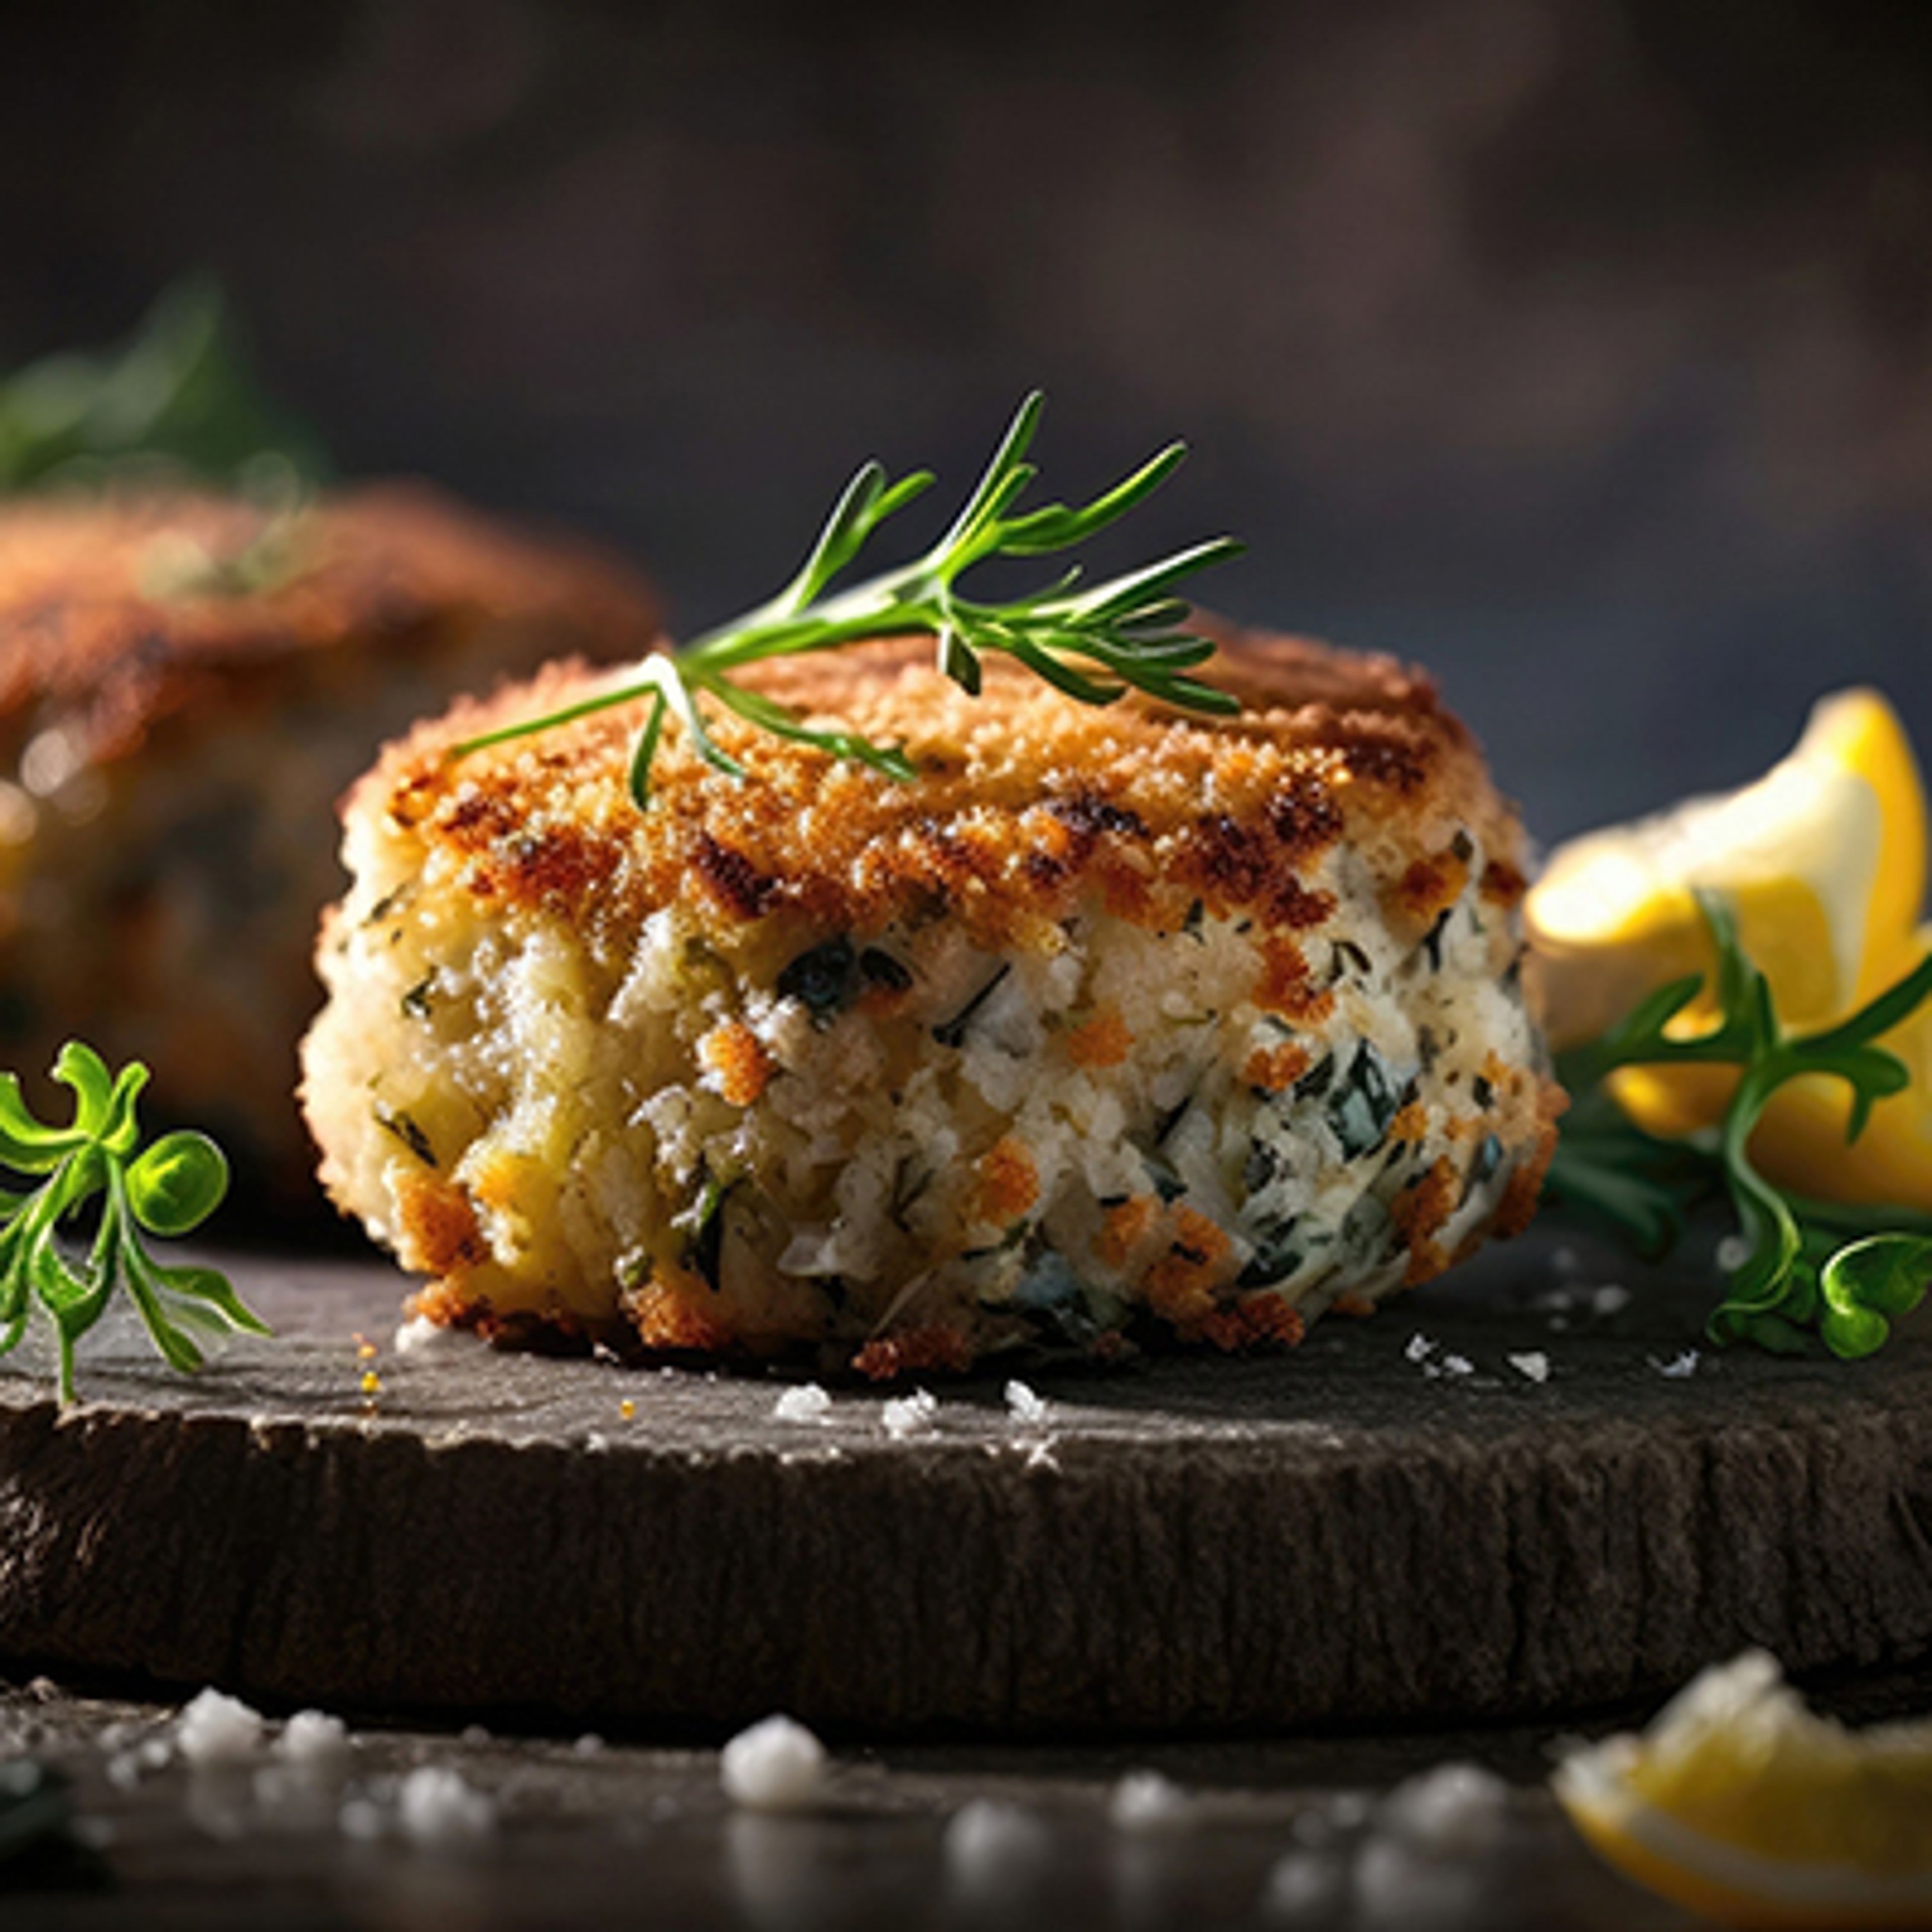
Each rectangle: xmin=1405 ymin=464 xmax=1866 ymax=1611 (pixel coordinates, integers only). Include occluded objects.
xmin=2 ymin=1666 xmax=1730 ymax=1932
xmin=6 ymin=1225 xmax=1932 ymax=1929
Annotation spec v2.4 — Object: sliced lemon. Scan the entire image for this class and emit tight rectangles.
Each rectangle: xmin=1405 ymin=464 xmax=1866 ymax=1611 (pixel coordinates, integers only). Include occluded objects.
xmin=1527 ymin=687 xmax=1932 ymax=1206
xmin=1554 ymin=1651 xmax=1932 ymax=1930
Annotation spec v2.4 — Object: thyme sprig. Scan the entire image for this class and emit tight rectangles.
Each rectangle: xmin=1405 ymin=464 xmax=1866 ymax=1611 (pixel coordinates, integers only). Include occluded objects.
xmin=0 ymin=1042 xmax=264 ymax=1403
xmin=1545 ymin=893 xmax=1932 ymax=1358
xmin=453 ymin=392 xmax=1243 ymax=804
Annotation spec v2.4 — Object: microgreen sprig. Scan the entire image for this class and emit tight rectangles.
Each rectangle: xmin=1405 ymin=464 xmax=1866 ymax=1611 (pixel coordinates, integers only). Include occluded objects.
xmin=452 ymin=391 xmax=1243 ymax=804
xmin=0 ymin=1042 xmax=265 ymax=1403
xmin=1545 ymin=893 xmax=1932 ymax=1358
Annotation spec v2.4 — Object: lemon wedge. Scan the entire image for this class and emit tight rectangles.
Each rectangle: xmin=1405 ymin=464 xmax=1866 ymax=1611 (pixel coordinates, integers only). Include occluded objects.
xmin=1527 ymin=687 xmax=1932 ymax=1207
xmin=1554 ymin=1651 xmax=1932 ymax=1929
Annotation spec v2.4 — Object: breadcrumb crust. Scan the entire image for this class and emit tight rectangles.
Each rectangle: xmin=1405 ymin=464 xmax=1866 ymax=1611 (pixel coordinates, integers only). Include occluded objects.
xmin=360 ymin=628 xmax=1520 ymax=955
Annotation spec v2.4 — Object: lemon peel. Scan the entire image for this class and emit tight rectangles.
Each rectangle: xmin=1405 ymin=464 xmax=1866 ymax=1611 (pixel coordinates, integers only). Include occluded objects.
xmin=1555 ymin=1651 xmax=1932 ymax=1929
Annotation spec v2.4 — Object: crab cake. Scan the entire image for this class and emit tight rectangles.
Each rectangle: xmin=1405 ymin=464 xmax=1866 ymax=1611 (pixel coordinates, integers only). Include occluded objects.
xmin=0 ymin=485 xmax=661 ymax=1212
xmin=301 ymin=630 xmax=1560 ymax=1373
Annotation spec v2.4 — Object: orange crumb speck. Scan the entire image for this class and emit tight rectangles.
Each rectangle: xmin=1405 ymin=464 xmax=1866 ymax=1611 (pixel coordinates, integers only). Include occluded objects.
xmin=1393 ymin=848 xmax=1470 ymax=926
xmin=852 ymin=1324 xmax=974 ymax=1381
xmin=619 ymin=1398 xmax=636 ymax=1420
xmin=1391 ymin=1156 xmax=1460 ymax=1286
xmin=698 ymin=1021 xmax=774 ymax=1106
xmin=1480 ymin=858 xmax=1527 ymax=907
xmin=1242 ymin=1040 xmax=1313 ymax=1093
xmin=1141 ymin=1206 xmax=1235 ymax=1330
xmin=1095 ymin=1196 xmax=1158 ymax=1269
xmin=622 ymin=1276 xmax=741 ymax=1354
xmin=1065 ymin=1007 xmax=1134 ymax=1069
xmin=974 ymin=1136 xmax=1039 ymax=1224
xmin=1254 ymin=935 xmax=1335 ymax=1023
xmin=360 ymin=1370 xmax=382 ymax=1396
xmin=1198 ymin=1295 xmax=1306 ymax=1352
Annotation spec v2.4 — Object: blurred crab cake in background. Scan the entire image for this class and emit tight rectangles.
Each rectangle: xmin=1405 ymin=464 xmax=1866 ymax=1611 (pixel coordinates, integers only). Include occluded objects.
xmin=0 ymin=484 xmax=662 ymax=1215
xmin=302 ymin=628 xmax=1560 ymax=1374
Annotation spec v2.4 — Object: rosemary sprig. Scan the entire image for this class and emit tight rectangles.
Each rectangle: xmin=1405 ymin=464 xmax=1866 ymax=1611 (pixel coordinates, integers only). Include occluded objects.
xmin=0 ymin=1042 xmax=264 ymax=1403
xmin=452 ymin=391 xmax=1243 ymax=804
xmin=1545 ymin=893 xmax=1932 ymax=1358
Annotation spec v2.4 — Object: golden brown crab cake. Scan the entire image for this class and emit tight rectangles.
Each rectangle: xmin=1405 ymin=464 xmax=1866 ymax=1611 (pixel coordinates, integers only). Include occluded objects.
xmin=0 ymin=484 xmax=662 ymax=1213
xmin=301 ymin=629 xmax=1559 ymax=1372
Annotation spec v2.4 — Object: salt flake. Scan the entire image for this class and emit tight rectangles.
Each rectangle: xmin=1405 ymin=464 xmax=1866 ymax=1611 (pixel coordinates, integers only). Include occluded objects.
xmin=1108 ymin=1768 xmax=1196 ymax=1833
xmin=772 ymin=1383 xmax=833 ymax=1425
xmin=881 ymin=1389 xmax=939 ymax=1439
xmin=175 ymin=1688 xmax=265 ymax=1767
xmin=1004 ymin=1380 xmax=1050 ymax=1426
xmin=397 ymin=1765 xmax=497 ymax=1843
xmin=720 ymin=1714 xmax=826 ymax=1813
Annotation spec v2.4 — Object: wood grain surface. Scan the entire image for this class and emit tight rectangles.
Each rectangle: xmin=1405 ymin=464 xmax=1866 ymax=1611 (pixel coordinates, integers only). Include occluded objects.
xmin=1 ymin=1230 xmax=1927 ymax=1735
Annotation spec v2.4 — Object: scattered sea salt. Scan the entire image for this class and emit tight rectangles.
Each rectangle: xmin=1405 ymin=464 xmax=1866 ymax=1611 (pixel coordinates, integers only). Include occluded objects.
xmin=393 ymin=1315 xmax=470 ymax=1355
xmin=1375 ymin=1762 xmax=1509 ymax=1855
xmin=572 ymin=1733 xmax=606 ymax=1757
xmin=1260 ymin=1847 xmax=1350 ymax=1920
xmin=105 ymin=1751 xmax=142 ymax=1791
xmin=397 ymin=1765 xmax=498 ymax=1843
xmin=943 ymin=1798 xmax=1053 ymax=1888
xmin=1023 ymin=1438 xmax=1061 ymax=1472
xmin=1440 ymin=1354 xmax=1474 ymax=1378
xmin=277 ymin=1710 xmax=350 ymax=1767
xmin=1403 ymin=1333 xmax=1436 ymax=1363
xmin=175 ymin=1688 xmax=265 ymax=1766
xmin=720 ymin=1715 xmax=827 ymax=1812
xmin=1004 ymin=1380 xmax=1050 ymax=1426
xmin=880 ymin=1389 xmax=939 ymax=1440
xmin=1591 ymin=1283 xmax=1631 ymax=1316
xmin=137 ymin=1738 xmax=173 ymax=1770
xmin=338 ymin=1794 xmax=386 ymax=1841
xmin=1507 ymin=1352 xmax=1550 ymax=1384
xmin=1716 ymin=1235 xmax=1753 ymax=1273
xmin=772 ymin=1383 xmax=833 ymax=1425
xmin=1550 ymin=1245 xmax=1579 ymax=1277
xmin=1352 ymin=1833 xmax=1487 ymax=1929
xmin=1107 ymin=1768 xmax=1195 ymax=1833
xmin=1653 ymin=1350 xmax=1701 ymax=1379
xmin=459 ymin=1725 xmax=493 ymax=1749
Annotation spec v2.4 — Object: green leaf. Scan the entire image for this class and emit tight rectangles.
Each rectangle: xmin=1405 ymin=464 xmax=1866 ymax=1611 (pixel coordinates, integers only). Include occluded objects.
xmin=0 ymin=1043 xmax=249 ymax=1400
xmin=0 ymin=1076 xmax=86 ymax=1174
xmin=1555 ymin=889 xmax=1932 ymax=1364
xmin=51 ymin=1042 xmax=115 ymax=1137
xmin=124 ymin=1131 xmax=229 ymax=1237
xmin=147 ymin=1260 xmax=271 ymax=1337
xmin=1821 ymin=1233 xmax=1932 ymax=1315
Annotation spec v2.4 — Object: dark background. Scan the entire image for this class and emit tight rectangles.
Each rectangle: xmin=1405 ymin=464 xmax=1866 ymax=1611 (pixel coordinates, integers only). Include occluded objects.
xmin=6 ymin=0 xmax=1932 ymax=843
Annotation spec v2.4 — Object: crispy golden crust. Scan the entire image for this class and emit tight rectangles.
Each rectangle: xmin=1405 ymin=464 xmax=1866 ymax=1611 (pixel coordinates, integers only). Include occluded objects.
xmin=0 ymin=482 xmax=662 ymax=763
xmin=362 ymin=627 xmax=1526 ymax=954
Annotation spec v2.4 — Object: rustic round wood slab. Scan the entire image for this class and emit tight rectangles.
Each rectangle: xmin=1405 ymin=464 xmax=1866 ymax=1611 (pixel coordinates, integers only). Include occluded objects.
xmin=1 ymin=1231 xmax=1929 ymax=1734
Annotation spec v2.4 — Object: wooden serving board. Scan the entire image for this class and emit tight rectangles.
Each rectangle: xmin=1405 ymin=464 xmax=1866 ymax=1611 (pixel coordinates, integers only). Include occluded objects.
xmin=0 ymin=1231 xmax=1928 ymax=1735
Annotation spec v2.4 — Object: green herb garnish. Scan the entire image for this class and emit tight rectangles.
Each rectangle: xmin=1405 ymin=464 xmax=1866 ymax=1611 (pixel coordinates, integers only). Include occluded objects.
xmin=0 ymin=1042 xmax=265 ymax=1403
xmin=452 ymin=391 xmax=1242 ymax=805
xmin=0 ymin=278 xmax=325 ymax=495
xmin=1545 ymin=892 xmax=1932 ymax=1358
